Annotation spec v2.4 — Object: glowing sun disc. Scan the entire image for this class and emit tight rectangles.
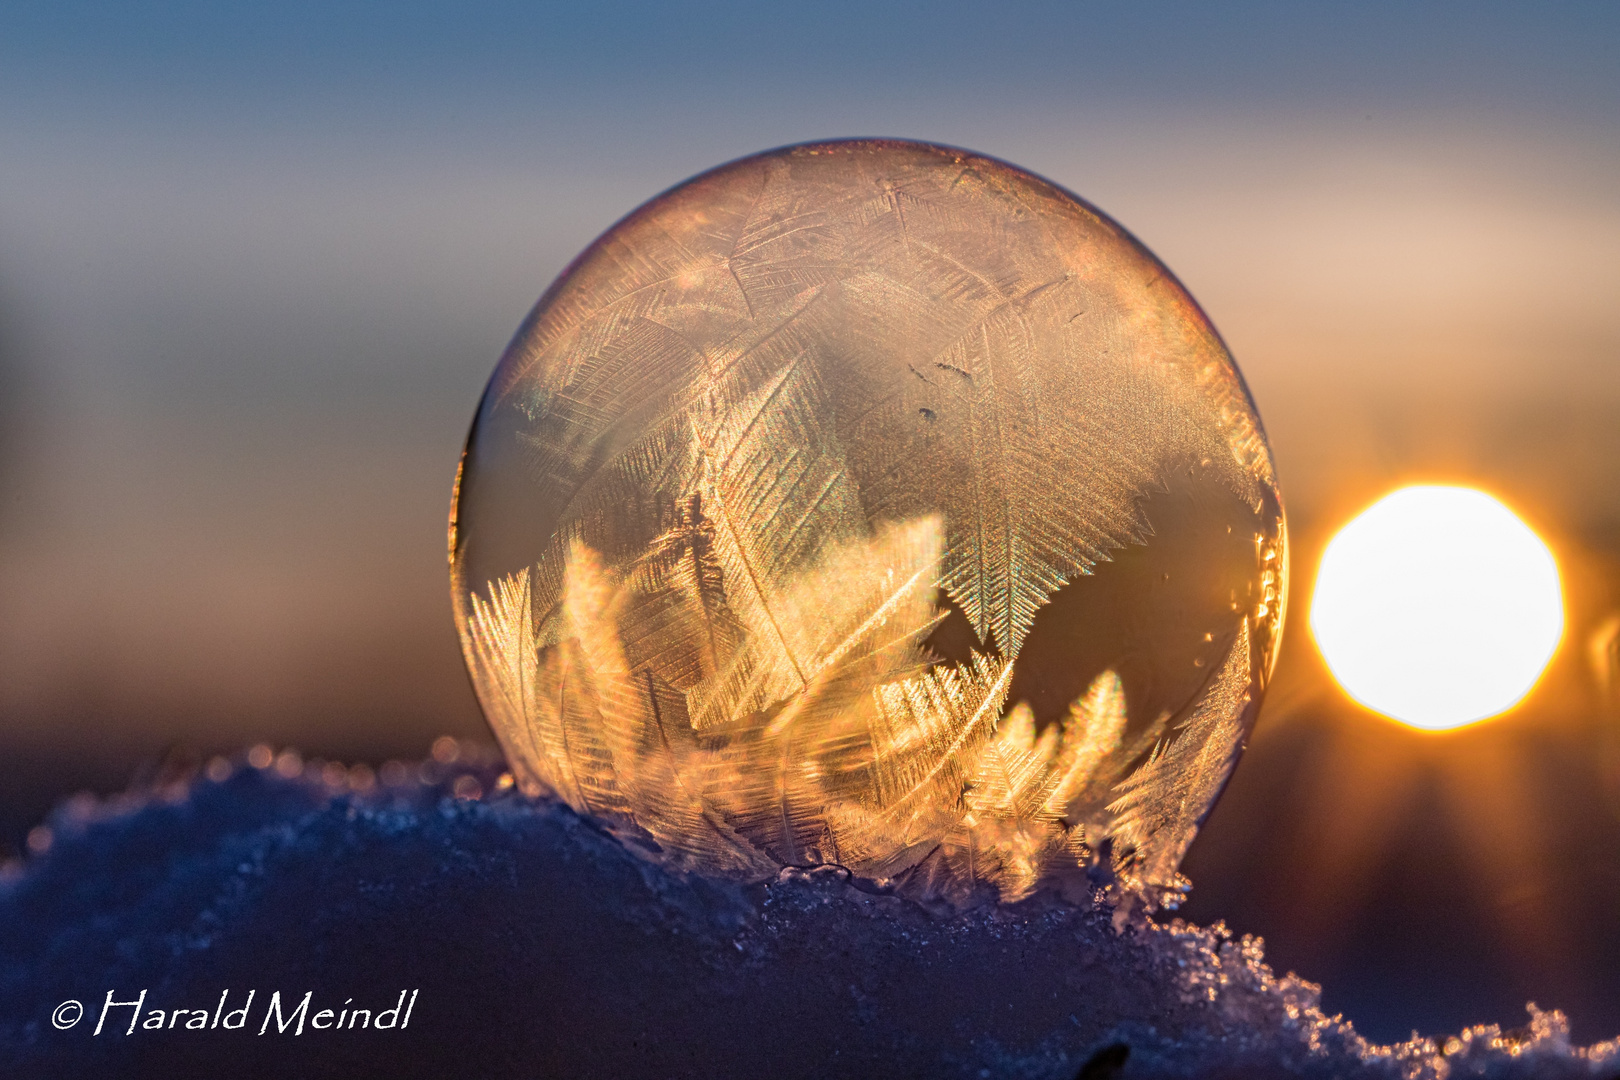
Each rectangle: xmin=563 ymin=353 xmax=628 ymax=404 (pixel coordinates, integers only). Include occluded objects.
xmin=1310 ymin=485 xmax=1563 ymax=730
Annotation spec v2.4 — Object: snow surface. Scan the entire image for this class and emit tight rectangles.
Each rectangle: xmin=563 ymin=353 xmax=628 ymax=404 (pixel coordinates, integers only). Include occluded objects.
xmin=2 ymin=752 xmax=1616 ymax=1079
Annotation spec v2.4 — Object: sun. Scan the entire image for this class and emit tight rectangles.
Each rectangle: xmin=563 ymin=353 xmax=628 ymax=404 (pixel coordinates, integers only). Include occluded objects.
xmin=1310 ymin=485 xmax=1563 ymax=731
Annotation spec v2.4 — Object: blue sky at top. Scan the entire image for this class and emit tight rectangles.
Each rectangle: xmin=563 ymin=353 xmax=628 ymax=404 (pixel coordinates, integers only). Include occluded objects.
xmin=2 ymin=1 xmax=1617 ymax=126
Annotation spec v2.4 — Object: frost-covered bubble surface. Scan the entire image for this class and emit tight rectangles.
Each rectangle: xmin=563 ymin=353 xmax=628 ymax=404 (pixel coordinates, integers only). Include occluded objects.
xmin=451 ymin=139 xmax=1288 ymax=906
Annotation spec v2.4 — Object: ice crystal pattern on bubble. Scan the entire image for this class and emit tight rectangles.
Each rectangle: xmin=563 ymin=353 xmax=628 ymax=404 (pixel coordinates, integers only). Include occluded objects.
xmin=452 ymin=140 xmax=1287 ymax=907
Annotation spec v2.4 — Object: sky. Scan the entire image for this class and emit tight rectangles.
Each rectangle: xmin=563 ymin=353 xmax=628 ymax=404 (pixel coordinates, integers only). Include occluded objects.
xmin=1 ymin=0 xmax=1619 ymax=1041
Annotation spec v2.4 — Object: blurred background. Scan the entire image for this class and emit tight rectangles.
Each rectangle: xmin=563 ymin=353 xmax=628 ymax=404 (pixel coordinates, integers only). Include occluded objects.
xmin=2 ymin=0 xmax=1617 ymax=1045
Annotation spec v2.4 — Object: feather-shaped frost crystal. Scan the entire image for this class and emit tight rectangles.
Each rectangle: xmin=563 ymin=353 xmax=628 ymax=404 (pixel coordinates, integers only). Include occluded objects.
xmin=451 ymin=140 xmax=1288 ymax=908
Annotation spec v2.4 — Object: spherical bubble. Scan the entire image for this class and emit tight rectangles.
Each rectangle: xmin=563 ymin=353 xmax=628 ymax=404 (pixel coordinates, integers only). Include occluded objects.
xmin=450 ymin=140 xmax=1286 ymax=907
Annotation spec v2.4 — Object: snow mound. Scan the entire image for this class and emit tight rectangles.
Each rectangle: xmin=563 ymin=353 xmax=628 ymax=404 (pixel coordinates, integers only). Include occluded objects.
xmin=1 ymin=751 xmax=1614 ymax=1079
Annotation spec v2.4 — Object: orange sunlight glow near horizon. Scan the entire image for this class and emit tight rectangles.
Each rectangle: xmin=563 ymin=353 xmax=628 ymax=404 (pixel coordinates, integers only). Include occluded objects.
xmin=1309 ymin=485 xmax=1564 ymax=731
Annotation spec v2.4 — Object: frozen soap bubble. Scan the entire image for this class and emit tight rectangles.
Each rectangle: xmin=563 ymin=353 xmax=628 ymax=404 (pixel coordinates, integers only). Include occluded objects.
xmin=450 ymin=140 xmax=1286 ymax=908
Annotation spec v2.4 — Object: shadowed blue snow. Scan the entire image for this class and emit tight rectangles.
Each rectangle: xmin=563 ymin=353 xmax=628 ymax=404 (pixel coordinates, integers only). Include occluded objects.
xmin=1 ymin=758 xmax=1615 ymax=1079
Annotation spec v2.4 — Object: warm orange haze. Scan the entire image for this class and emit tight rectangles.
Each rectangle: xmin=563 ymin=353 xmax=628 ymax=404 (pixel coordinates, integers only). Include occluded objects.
xmin=1311 ymin=485 xmax=1564 ymax=731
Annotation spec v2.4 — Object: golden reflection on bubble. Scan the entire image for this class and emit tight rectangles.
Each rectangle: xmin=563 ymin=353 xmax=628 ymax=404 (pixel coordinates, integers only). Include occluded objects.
xmin=450 ymin=140 xmax=1286 ymax=908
